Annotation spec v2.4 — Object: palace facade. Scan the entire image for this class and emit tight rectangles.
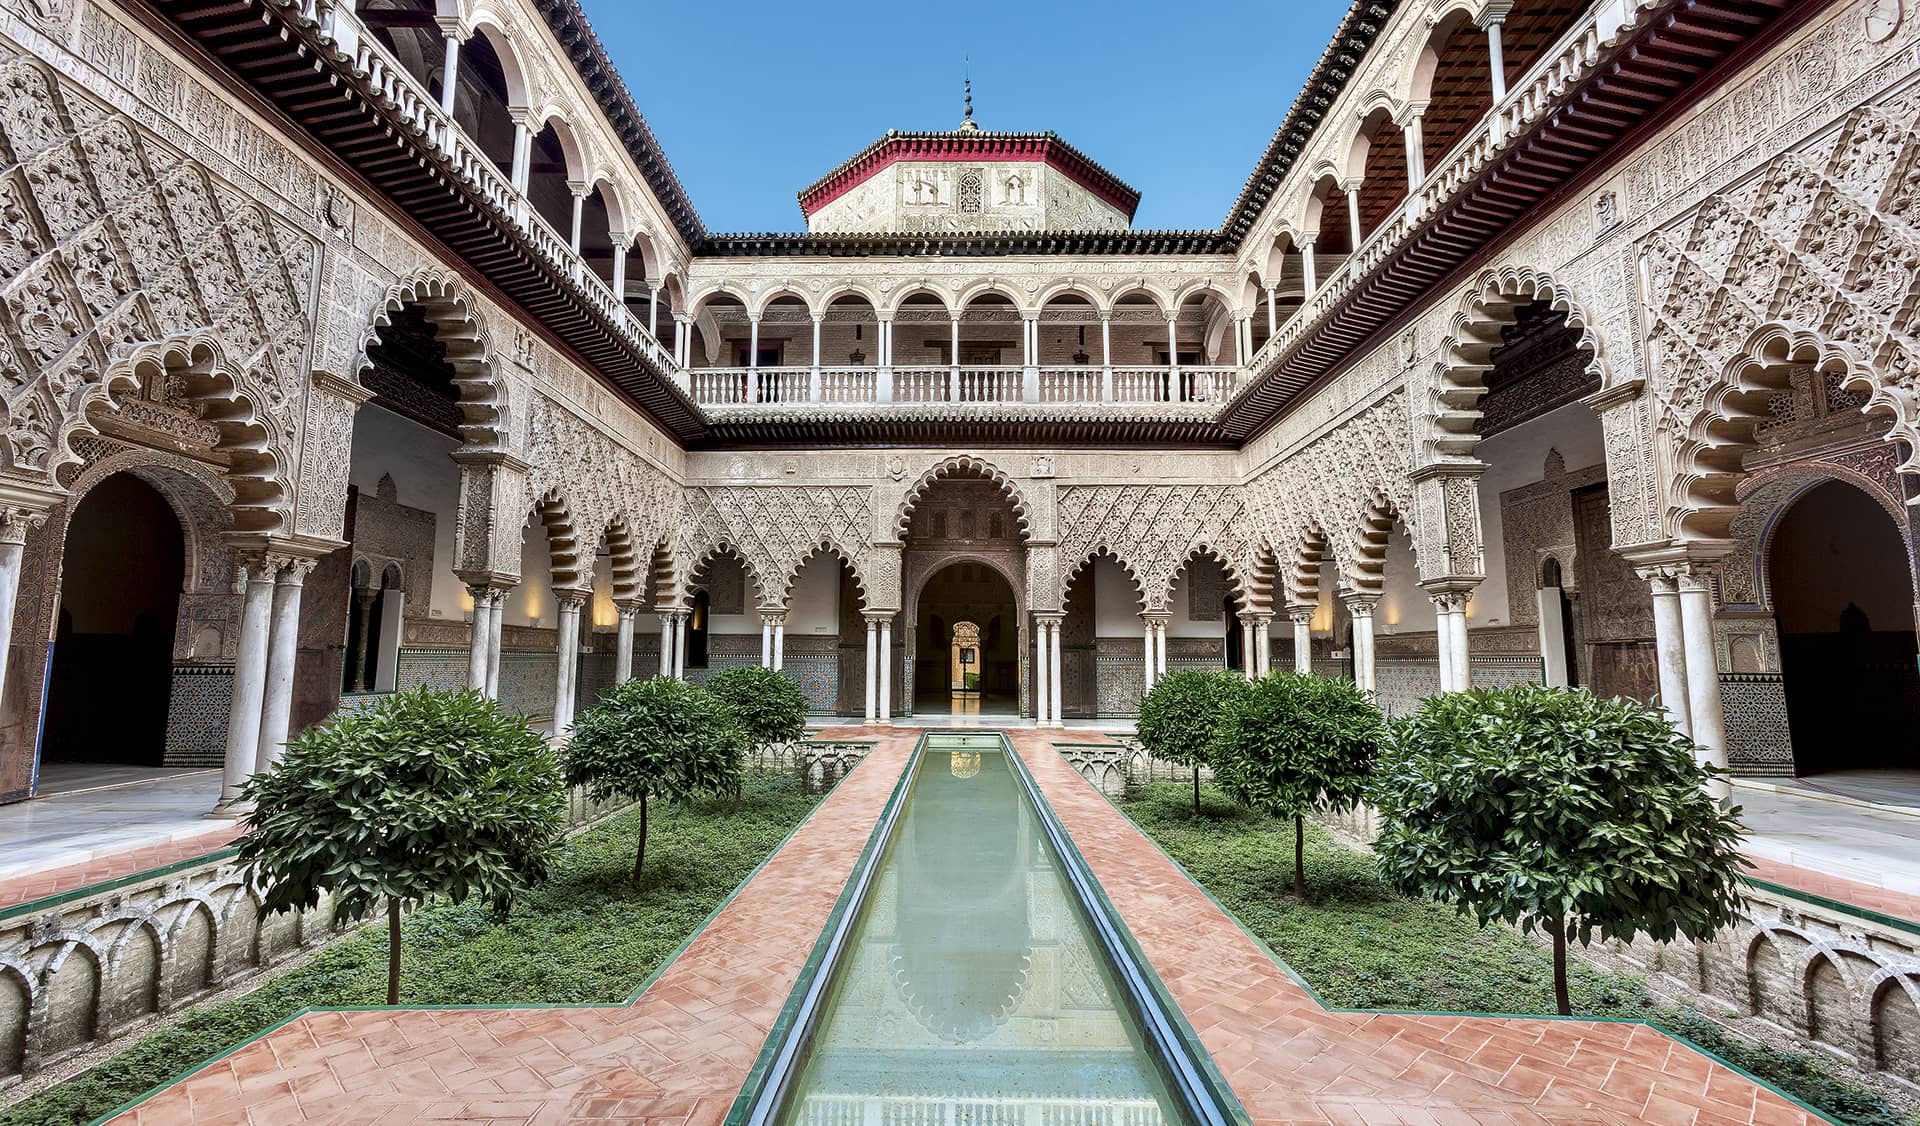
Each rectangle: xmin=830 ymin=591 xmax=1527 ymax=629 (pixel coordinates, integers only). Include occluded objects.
xmin=0 ymin=0 xmax=1914 ymax=813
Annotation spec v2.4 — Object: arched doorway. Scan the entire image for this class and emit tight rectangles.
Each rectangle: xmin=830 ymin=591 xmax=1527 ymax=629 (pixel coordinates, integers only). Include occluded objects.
xmin=42 ymin=474 xmax=185 ymax=772
xmin=913 ymin=562 xmax=1018 ymax=716
xmin=1769 ymin=480 xmax=1920 ymax=772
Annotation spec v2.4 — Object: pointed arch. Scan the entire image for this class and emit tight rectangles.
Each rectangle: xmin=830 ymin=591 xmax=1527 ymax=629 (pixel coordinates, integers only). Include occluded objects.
xmin=598 ymin=517 xmax=644 ymax=603
xmin=783 ymin=542 xmax=869 ymax=612
xmin=363 ymin=270 xmax=509 ymax=451
xmin=1345 ymin=491 xmax=1401 ymax=595
xmin=688 ymin=542 xmax=773 ymax=609
xmin=1167 ymin=544 xmax=1252 ymax=614
xmin=1063 ymin=547 xmax=1145 ymax=613
xmin=1427 ymin=266 xmax=1609 ymax=463
xmin=1286 ymin=521 xmax=1332 ymax=608
xmin=893 ymin=456 xmax=1033 ymax=540
xmin=528 ymin=488 xmax=587 ymax=590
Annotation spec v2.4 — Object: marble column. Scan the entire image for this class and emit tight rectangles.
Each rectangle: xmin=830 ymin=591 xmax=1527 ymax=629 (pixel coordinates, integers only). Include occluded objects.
xmin=773 ymin=617 xmax=785 ymax=671
xmin=864 ymin=616 xmax=879 ymax=723
xmin=467 ymin=584 xmax=494 ymax=691
xmin=1253 ymin=615 xmax=1272 ymax=678
xmin=672 ymin=611 xmax=687 ymax=679
xmin=1239 ymin=615 xmax=1257 ymax=679
xmin=1480 ymin=7 xmax=1510 ymax=100
xmin=1141 ymin=616 xmax=1156 ymax=695
xmin=1300 ymin=237 xmax=1318 ymax=295
xmin=486 ymin=588 xmax=506 ymax=699
xmin=215 ymin=559 xmax=277 ymax=814
xmin=614 ymin=601 xmax=638 ymax=684
xmin=878 ymin=616 xmax=893 ymax=724
xmin=1154 ymin=617 xmax=1169 ymax=678
xmin=1676 ymin=568 xmax=1728 ymax=796
xmin=1344 ymin=594 xmax=1378 ymax=692
xmin=436 ymin=27 xmax=462 ymax=115
xmin=1290 ymin=608 xmax=1313 ymax=675
xmin=761 ymin=613 xmax=774 ymax=668
xmin=659 ymin=612 xmax=675 ymax=678
xmin=553 ymin=591 xmax=585 ymax=736
xmin=1048 ymin=617 xmax=1063 ymax=728
xmin=254 ymin=558 xmax=311 ymax=774
xmin=1034 ymin=616 xmax=1050 ymax=724
xmin=1643 ymin=569 xmax=1691 ymax=736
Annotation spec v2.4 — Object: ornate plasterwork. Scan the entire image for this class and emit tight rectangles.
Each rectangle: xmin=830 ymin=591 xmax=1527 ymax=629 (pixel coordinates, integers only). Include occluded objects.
xmin=1645 ymin=95 xmax=1920 ymax=540
xmin=678 ymin=484 xmax=875 ymax=610
xmin=892 ymin=455 xmax=1036 ymax=542
xmin=0 ymin=54 xmax=312 ymax=515
xmin=520 ymin=394 xmax=676 ymax=580
xmin=1055 ymin=484 xmax=1253 ymax=614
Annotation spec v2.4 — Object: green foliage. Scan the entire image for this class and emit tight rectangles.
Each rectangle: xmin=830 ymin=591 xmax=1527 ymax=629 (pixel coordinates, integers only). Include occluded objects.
xmin=0 ymin=776 xmax=818 ymax=1126
xmin=1118 ymin=781 xmax=1909 ymax=1126
xmin=238 ymin=687 xmax=565 ymax=925
xmin=1215 ymin=672 xmax=1382 ymax=820
xmin=1136 ymin=669 xmax=1250 ymax=771
xmin=705 ymin=665 xmax=809 ymax=747
xmin=1373 ymin=684 xmax=1747 ymax=950
xmin=565 ymin=676 xmax=747 ymax=806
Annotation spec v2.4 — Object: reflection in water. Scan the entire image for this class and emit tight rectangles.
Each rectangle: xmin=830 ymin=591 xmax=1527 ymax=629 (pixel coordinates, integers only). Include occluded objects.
xmin=782 ymin=739 xmax=1186 ymax=1125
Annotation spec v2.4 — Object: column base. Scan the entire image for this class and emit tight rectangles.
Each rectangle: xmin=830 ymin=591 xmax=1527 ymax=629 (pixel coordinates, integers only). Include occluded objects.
xmin=206 ymin=798 xmax=255 ymax=820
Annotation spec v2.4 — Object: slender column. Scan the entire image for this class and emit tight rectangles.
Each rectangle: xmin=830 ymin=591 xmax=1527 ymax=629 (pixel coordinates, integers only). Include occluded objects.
xmin=1048 ymin=618 xmax=1063 ymax=728
xmin=1166 ymin=317 xmax=1180 ymax=399
xmin=876 ymin=317 xmax=895 ymax=403
xmin=864 ymin=616 xmax=879 ymax=723
xmin=1140 ymin=615 xmax=1157 ymax=695
xmin=1253 ymin=615 xmax=1272 ymax=678
xmin=1291 ymin=607 xmax=1313 ymax=675
xmin=1238 ymin=615 xmax=1256 ymax=678
xmin=1480 ymin=6 xmax=1511 ymax=100
xmin=1344 ymin=594 xmax=1378 ymax=692
xmin=760 ymin=613 xmax=774 ymax=668
xmin=553 ymin=591 xmax=585 ymax=736
xmin=949 ymin=317 xmax=962 ymax=401
xmin=215 ymin=560 xmax=277 ymax=813
xmin=1428 ymin=590 xmax=1472 ymax=691
xmin=466 ymin=584 xmax=493 ymax=690
xmin=614 ymin=601 xmax=637 ymax=684
xmin=1099 ymin=313 xmax=1114 ymax=401
xmin=672 ymin=611 xmax=687 ymax=679
xmin=1233 ymin=317 xmax=1247 ymax=367
xmin=436 ymin=26 xmax=463 ymax=116
xmin=1450 ymin=601 xmax=1471 ymax=690
xmin=1676 ymin=568 xmax=1728 ymax=795
xmin=1157 ymin=619 xmax=1169 ymax=676
xmin=878 ymin=616 xmax=893 ymax=724
xmin=1034 ymin=617 xmax=1050 ymax=724
xmin=809 ymin=314 xmax=824 ymax=401
xmin=1021 ymin=316 xmax=1039 ymax=402
xmin=1400 ymin=107 xmax=1427 ymax=183
xmin=254 ymin=558 xmax=311 ymax=774
xmin=1344 ymin=182 xmax=1363 ymax=249
xmin=0 ymin=513 xmax=39 ymax=720
xmin=610 ymin=242 xmax=627 ymax=298
xmin=509 ymin=110 xmax=532 ymax=193
xmin=1642 ymin=569 xmax=1691 ymax=736
xmin=649 ymin=285 xmax=660 ymax=337
xmin=1299 ymin=237 xmax=1318 ymax=296
xmin=568 ymin=183 xmax=586 ymax=252
xmin=659 ymin=612 xmax=675 ymax=678
xmin=773 ymin=618 xmax=785 ymax=672
xmin=485 ymin=588 xmax=506 ymax=698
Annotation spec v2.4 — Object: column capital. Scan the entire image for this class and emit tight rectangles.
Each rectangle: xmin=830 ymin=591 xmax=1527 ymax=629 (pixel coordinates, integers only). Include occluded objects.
xmin=0 ymin=482 xmax=57 ymax=545
xmin=1238 ymin=610 xmax=1271 ymax=628
xmin=1392 ymin=100 xmax=1429 ymax=126
xmin=614 ymin=599 xmax=643 ymax=621
xmin=760 ymin=610 xmax=787 ymax=627
xmin=1475 ymin=1 xmax=1514 ymax=28
xmin=863 ymin=610 xmax=896 ymax=627
xmin=554 ymin=588 xmax=591 ymax=612
xmin=1340 ymin=589 xmax=1382 ymax=615
xmin=1286 ymin=605 xmax=1315 ymax=626
xmin=1426 ymin=588 xmax=1471 ymax=614
xmin=1033 ymin=611 xmax=1066 ymax=626
xmin=1140 ymin=610 xmax=1172 ymax=626
xmin=434 ymin=15 xmax=470 ymax=39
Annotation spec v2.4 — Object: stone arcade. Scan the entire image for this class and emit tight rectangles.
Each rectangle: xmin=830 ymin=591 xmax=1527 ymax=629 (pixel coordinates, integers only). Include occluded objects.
xmin=6 ymin=0 xmax=1920 ymax=1091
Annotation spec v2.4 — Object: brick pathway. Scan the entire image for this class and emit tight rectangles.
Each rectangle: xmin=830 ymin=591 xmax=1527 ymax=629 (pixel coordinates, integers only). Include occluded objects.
xmin=0 ymin=825 xmax=240 ymax=912
xmin=1005 ymin=730 xmax=1821 ymax=1126
xmin=102 ymin=726 xmax=1823 ymax=1126
xmin=1743 ymin=854 xmax=1920 ymax=924
xmin=106 ymin=725 xmax=909 ymax=1126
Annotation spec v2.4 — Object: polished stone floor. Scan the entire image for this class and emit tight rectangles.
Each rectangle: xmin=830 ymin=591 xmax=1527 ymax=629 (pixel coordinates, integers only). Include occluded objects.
xmin=1734 ymin=772 xmax=1920 ymax=901
xmin=0 ymin=764 xmax=228 ymax=885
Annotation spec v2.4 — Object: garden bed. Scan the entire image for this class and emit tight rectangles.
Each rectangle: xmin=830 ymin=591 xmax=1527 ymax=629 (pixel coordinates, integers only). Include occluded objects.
xmin=0 ymin=774 xmax=821 ymax=1126
xmin=1115 ymin=781 xmax=1914 ymax=1126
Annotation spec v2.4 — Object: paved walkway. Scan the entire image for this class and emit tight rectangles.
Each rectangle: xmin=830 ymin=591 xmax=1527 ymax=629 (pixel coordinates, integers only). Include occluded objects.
xmin=1734 ymin=776 xmax=1920 ymax=905
xmin=104 ymin=725 xmax=1822 ymax=1126
xmin=0 ymin=767 xmax=232 ymax=893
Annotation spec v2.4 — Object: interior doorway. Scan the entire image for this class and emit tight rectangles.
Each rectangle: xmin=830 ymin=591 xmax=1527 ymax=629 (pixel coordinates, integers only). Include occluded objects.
xmin=41 ymin=474 xmax=185 ymax=770
xmin=914 ymin=562 xmax=1018 ymax=715
xmin=1770 ymin=480 xmax=1920 ymax=773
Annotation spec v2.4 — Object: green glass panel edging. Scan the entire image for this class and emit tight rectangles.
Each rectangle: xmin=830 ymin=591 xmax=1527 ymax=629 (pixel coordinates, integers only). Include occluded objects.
xmin=724 ymin=733 xmax=925 ymax=1126
xmin=1078 ymin=774 xmax=1843 ymax=1126
xmin=1740 ymin=874 xmax=1920 ymax=936
xmin=1000 ymin=737 xmax=1252 ymax=1126
xmin=85 ymin=760 xmax=871 ymax=1126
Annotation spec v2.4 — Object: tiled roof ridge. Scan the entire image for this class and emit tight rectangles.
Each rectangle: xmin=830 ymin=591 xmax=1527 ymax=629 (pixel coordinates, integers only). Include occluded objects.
xmin=793 ymin=128 xmax=1141 ymax=217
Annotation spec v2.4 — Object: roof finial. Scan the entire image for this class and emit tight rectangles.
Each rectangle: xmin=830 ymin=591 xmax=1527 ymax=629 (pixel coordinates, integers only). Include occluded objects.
xmin=959 ymin=59 xmax=978 ymax=132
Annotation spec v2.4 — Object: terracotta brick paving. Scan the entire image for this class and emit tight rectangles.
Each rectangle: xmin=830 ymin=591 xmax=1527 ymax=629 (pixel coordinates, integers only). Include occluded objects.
xmin=0 ymin=825 xmax=240 ymax=912
xmin=107 ymin=725 xmax=909 ymax=1126
xmin=1743 ymin=854 xmax=1920 ymax=924
xmin=100 ymin=726 xmax=1827 ymax=1125
xmin=1005 ymin=730 xmax=1823 ymax=1126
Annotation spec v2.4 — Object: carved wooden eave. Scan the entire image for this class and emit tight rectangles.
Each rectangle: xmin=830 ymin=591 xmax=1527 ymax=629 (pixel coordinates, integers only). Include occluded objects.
xmin=699 ymin=404 xmax=1235 ymax=447
xmin=135 ymin=0 xmax=711 ymax=445
xmin=1220 ymin=0 xmax=1817 ymax=444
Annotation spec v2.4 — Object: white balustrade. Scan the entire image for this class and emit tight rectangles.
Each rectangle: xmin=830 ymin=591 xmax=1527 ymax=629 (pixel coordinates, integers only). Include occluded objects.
xmin=956 ymin=367 xmax=1023 ymax=402
xmin=1037 ymin=367 xmax=1103 ymax=403
xmin=891 ymin=366 xmax=950 ymax=403
xmin=817 ymin=366 xmax=878 ymax=403
xmin=1111 ymin=368 xmax=1171 ymax=403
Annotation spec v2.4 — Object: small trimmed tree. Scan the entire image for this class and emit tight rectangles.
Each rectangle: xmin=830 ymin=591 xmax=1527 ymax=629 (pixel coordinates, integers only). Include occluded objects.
xmin=1372 ymin=684 xmax=1747 ymax=1015
xmin=1135 ymin=669 xmax=1250 ymax=814
xmin=705 ymin=665 xmax=809 ymax=748
xmin=238 ymin=688 xmax=566 ymax=1004
xmin=1214 ymin=672 xmax=1383 ymax=898
xmin=564 ymin=676 xmax=747 ymax=884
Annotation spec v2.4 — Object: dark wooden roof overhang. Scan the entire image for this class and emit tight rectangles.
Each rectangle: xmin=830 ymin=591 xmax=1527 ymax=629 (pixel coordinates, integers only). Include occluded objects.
xmin=137 ymin=0 xmax=711 ymax=444
xmin=1218 ymin=0 xmax=1815 ymax=443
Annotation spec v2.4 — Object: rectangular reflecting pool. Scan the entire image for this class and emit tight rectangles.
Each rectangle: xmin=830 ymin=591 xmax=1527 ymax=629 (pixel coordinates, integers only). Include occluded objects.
xmin=772 ymin=733 xmax=1195 ymax=1126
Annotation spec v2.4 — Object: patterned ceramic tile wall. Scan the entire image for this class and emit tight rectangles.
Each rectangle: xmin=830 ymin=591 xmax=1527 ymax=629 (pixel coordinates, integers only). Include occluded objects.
xmin=163 ymin=665 xmax=231 ymax=767
xmin=1722 ymin=672 xmax=1793 ymax=773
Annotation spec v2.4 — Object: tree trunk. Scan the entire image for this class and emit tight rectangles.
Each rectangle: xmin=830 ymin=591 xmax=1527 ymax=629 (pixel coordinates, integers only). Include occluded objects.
xmin=1293 ymin=815 xmax=1306 ymax=899
xmin=1192 ymin=767 xmax=1202 ymax=815
xmin=1549 ymin=917 xmax=1571 ymax=1016
xmin=631 ymin=790 xmax=649 ymax=885
xmin=386 ymin=898 xmax=402 ymax=1005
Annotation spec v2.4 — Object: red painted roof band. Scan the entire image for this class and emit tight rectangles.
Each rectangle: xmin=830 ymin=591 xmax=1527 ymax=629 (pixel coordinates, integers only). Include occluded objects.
xmin=798 ymin=136 xmax=1141 ymax=221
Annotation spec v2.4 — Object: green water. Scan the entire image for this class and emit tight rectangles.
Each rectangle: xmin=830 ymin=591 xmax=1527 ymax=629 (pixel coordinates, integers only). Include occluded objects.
xmin=780 ymin=734 xmax=1190 ymax=1126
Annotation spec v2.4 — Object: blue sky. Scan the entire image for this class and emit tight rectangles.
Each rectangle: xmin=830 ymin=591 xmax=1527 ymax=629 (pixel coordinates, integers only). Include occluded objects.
xmin=577 ymin=0 xmax=1350 ymax=234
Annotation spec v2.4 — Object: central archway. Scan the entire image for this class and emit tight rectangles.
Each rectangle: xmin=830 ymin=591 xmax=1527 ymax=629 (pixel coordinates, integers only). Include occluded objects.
xmin=913 ymin=561 xmax=1019 ymax=716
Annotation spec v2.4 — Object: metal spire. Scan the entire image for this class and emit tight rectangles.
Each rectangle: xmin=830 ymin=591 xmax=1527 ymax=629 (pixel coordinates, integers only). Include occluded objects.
xmin=959 ymin=60 xmax=978 ymax=132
